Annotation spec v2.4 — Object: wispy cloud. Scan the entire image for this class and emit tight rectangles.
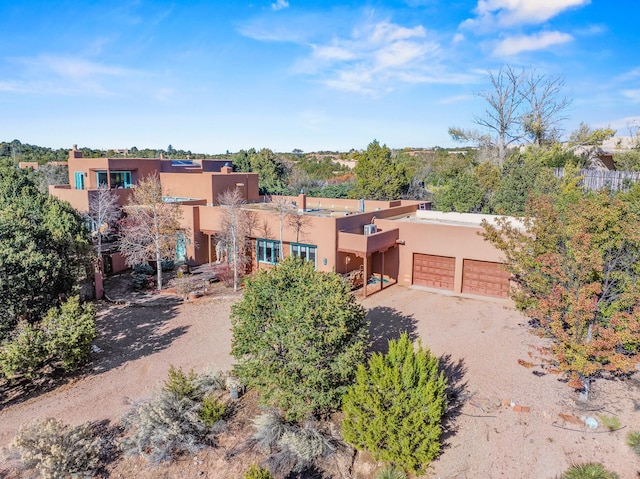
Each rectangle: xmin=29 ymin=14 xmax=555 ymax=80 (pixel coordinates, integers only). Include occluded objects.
xmin=622 ymin=90 xmax=640 ymax=104
xmin=258 ymin=16 xmax=479 ymax=95
xmin=463 ymin=0 xmax=590 ymax=29
xmin=271 ymin=0 xmax=289 ymax=12
xmin=493 ymin=31 xmax=573 ymax=56
xmin=7 ymin=55 xmax=139 ymax=96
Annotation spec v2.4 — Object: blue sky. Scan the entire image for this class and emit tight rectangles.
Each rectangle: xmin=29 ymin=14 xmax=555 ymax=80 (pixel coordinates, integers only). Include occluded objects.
xmin=0 ymin=0 xmax=638 ymax=153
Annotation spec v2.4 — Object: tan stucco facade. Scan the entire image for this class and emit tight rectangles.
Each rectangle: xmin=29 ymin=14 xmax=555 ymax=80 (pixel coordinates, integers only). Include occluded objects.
xmin=49 ymin=147 xmax=514 ymax=299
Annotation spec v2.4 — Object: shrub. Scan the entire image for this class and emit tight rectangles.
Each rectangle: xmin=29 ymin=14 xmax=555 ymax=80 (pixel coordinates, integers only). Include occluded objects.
xmin=627 ymin=431 xmax=640 ymax=458
xmin=597 ymin=414 xmax=621 ymax=431
xmin=252 ymin=411 xmax=336 ymax=476
xmin=133 ymin=263 xmax=154 ymax=275
xmin=132 ymin=273 xmax=153 ymax=290
xmin=200 ymin=393 xmax=226 ymax=427
xmin=11 ymin=418 xmax=102 ymax=479
xmin=42 ymin=296 xmax=96 ymax=372
xmin=161 ymin=259 xmax=175 ymax=271
xmin=244 ymin=463 xmax=274 ymax=479
xmin=561 ymin=463 xmax=618 ymax=479
xmin=342 ymin=333 xmax=447 ymax=475
xmin=119 ymin=393 xmax=209 ymax=463
xmin=0 ymin=321 xmax=47 ymax=379
xmin=164 ymin=365 xmax=199 ymax=400
xmin=377 ymin=464 xmax=408 ymax=479
xmin=0 ymin=297 xmax=96 ymax=381
xmin=120 ymin=368 xmax=227 ymax=463
xmin=231 ymin=257 xmax=368 ymax=421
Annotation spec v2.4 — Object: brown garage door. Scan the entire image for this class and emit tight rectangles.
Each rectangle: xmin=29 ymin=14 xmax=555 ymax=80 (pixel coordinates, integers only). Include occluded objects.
xmin=462 ymin=260 xmax=510 ymax=298
xmin=413 ymin=254 xmax=455 ymax=290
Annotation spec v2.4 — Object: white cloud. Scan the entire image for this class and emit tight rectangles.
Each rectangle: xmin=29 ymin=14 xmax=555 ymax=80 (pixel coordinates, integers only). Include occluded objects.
xmin=298 ymin=20 xmax=466 ymax=94
xmin=271 ymin=0 xmax=289 ymax=11
xmin=493 ymin=31 xmax=573 ymax=56
xmin=622 ymin=90 xmax=640 ymax=104
xmin=465 ymin=0 xmax=590 ymax=28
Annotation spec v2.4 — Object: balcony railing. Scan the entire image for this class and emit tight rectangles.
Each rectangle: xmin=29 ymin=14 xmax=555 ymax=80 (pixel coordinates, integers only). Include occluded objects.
xmin=337 ymin=227 xmax=399 ymax=255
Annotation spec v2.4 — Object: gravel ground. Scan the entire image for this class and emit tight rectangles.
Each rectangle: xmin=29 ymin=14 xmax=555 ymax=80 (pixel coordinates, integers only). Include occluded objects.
xmin=1 ymin=280 xmax=638 ymax=478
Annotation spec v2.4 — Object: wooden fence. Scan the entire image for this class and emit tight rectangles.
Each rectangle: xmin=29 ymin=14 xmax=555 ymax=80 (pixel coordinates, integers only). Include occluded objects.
xmin=553 ymin=168 xmax=640 ymax=191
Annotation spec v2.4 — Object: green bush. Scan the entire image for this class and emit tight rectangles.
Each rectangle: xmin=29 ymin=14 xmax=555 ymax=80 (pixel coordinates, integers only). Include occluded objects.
xmin=627 ymin=431 xmax=640 ymax=458
xmin=164 ymin=365 xmax=199 ymax=400
xmin=597 ymin=414 xmax=621 ymax=431
xmin=161 ymin=259 xmax=175 ymax=271
xmin=561 ymin=463 xmax=618 ymax=479
xmin=231 ymin=257 xmax=368 ymax=422
xmin=376 ymin=464 xmax=408 ymax=479
xmin=42 ymin=296 xmax=96 ymax=371
xmin=0 ymin=321 xmax=47 ymax=379
xmin=342 ymin=333 xmax=447 ymax=475
xmin=244 ymin=463 xmax=274 ymax=479
xmin=199 ymin=393 xmax=226 ymax=427
xmin=11 ymin=418 xmax=102 ymax=479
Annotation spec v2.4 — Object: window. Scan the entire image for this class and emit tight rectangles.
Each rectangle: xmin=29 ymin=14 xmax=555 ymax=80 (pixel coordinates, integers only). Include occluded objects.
xmin=74 ymin=171 xmax=85 ymax=190
xmin=110 ymin=171 xmax=132 ymax=188
xmin=257 ymin=239 xmax=281 ymax=264
xmin=96 ymin=170 xmax=108 ymax=188
xmin=290 ymin=243 xmax=317 ymax=267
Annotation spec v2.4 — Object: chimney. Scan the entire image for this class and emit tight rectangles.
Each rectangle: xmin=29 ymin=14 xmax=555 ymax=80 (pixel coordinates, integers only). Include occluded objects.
xmin=69 ymin=144 xmax=83 ymax=159
xmin=298 ymin=190 xmax=307 ymax=213
xmin=221 ymin=161 xmax=233 ymax=174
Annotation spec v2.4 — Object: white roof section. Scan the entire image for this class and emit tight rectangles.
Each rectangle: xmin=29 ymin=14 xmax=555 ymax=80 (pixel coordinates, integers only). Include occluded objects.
xmin=393 ymin=209 xmax=525 ymax=230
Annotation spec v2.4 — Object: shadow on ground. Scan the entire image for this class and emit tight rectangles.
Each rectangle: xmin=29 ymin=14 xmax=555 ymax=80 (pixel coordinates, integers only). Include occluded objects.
xmin=0 ymin=276 xmax=185 ymax=411
xmin=438 ymin=354 xmax=468 ymax=448
xmin=366 ymin=306 xmax=418 ymax=354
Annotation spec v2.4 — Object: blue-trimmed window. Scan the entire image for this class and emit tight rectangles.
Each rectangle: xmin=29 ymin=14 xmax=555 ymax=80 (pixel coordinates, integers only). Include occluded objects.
xmin=257 ymin=239 xmax=281 ymax=264
xmin=74 ymin=171 xmax=85 ymax=190
xmin=290 ymin=243 xmax=317 ymax=267
xmin=110 ymin=171 xmax=132 ymax=188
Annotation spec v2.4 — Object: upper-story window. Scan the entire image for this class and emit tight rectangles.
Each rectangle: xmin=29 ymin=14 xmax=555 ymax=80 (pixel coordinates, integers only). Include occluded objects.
xmin=96 ymin=170 xmax=132 ymax=189
xmin=110 ymin=171 xmax=132 ymax=188
xmin=96 ymin=171 xmax=108 ymax=187
xmin=74 ymin=172 xmax=85 ymax=190
xmin=290 ymin=243 xmax=317 ymax=267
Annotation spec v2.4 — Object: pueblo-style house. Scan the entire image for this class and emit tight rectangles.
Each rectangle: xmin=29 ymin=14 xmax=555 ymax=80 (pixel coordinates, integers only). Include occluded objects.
xmin=50 ymin=146 xmax=513 ymax=299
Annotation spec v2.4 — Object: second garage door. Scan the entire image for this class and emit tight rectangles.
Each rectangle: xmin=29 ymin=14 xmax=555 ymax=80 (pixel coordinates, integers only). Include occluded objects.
xmin=462 ymin=259 xmax=510 ymax=298
xmin=413 ymin=254 xmax=455 ymax=290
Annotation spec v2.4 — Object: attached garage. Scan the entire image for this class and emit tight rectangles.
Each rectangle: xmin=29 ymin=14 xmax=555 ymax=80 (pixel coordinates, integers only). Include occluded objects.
xmin=462 ymin=259 xmax=510 ymax=298
xmin=412 ymin=254 xmax=455 ymax=290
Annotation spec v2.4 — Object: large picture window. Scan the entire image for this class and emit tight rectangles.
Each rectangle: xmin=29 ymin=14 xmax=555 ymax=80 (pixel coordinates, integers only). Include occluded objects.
xmin=290 ymin=243 xmax=317 ymax=266
xmin=110 ymin=171 xmax=132 ymax=188
xmin=257 ymin=239 xmax=281 ymax=264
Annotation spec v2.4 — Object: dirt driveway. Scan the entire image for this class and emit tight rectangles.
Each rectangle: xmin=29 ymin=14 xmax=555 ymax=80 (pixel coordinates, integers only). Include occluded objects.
xmin=1 ymin=284 xmax=638 ymax=478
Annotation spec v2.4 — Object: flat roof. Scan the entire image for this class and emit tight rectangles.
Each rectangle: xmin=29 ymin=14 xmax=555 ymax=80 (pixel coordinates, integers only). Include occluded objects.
xmin=386 ymin=209 xmax=525 ymax=229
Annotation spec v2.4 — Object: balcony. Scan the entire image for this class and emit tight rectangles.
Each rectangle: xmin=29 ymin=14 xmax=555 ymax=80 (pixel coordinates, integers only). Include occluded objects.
xmin=337 ymin=227 xmax=399 ymax=256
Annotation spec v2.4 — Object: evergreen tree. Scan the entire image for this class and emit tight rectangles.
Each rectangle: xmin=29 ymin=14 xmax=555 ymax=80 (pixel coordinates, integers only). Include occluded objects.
xmin=342 ymin=333 xmax=447 ymax=474
xmin=352 ymin=140 xmax=409 ymax=200
xmin=231 ymin=257 xmax=368 ymax=422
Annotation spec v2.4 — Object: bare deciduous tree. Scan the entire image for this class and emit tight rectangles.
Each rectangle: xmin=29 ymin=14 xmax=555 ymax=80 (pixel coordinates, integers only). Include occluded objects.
xmin=218 ymin=188 xmax=250 ymax=291
xmin=86 ymin=186 xmax=120 ymax=271
xmin=521 ymin=69 xmax=572 ymax=146
xmin=118 ymin=173 xmax=183 ymax=290
xmin=449 ymin=65 xmax=526 ymax=165
xmin=450 ymin=66 xmax=572 ymax=164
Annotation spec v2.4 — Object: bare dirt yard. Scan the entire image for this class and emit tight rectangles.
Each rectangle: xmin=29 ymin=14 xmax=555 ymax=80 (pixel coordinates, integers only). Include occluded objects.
xmin=1 ymin=278 xmax=638 ymax=478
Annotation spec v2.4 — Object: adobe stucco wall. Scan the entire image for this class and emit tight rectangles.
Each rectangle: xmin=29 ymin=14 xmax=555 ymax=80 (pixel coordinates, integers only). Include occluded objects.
xmin=375 ymin=217 xmax=506 ymax=293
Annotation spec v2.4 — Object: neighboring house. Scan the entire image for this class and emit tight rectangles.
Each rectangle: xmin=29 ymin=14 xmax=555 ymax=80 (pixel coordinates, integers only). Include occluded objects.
xmin=50 ymin=146 xmax=515 ymax=299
